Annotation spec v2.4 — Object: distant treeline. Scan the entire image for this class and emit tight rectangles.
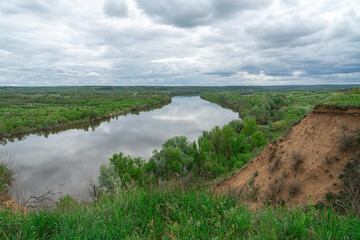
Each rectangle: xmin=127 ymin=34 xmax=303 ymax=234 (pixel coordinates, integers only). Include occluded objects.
xmin=0 ymin=84 xmax=359 ymax=95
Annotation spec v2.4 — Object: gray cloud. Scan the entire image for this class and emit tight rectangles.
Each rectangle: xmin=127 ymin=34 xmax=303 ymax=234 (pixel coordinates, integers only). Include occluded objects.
xmin=247 ymin=16 xmax=326 ymax=49
xmin=135 ymin=0 xmax=271 ymax=28
xmin=0 ymin=0 xmax=359 ymax=86
xmin=103 ymin=0 xmax=129 ymax=18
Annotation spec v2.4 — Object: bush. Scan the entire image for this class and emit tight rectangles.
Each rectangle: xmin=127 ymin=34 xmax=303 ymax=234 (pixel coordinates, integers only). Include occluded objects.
xmin=98 ymin=153 xmax=148 ymax=191
xmin=288 ymin=181 xmax=301 ymax=196
xmin=98 ymin=164 xmax=123 ymax=192
xmin=242 ymin=118 xmax=257 ymax=137
xmin=338 ymin=134 xmax=355 ymax=152
xmin=329 ymin=159 xmax=360 ymax=216
xmin=291 ymin=151 xmax=305 ymax=172
xmin=149 ymin=136 xmax=194 ymax=179
xmin=228 ymin=119 xmax=244 ymax=134
xmin=270 ymin=157 xmax=281 ymax=173
xmin=0 ymin=162 xmax=13 ymax=198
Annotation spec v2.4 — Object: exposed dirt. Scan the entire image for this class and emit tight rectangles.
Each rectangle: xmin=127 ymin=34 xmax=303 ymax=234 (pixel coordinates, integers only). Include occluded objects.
xmin=216 ymin=106 xmax=360 ymax=209
xmin=0 ymin=194 xmax=27 ymax=213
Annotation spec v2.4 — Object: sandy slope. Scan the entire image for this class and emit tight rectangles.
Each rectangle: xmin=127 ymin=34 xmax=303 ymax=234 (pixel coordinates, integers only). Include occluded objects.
xmin=217 ymin=106 xmax=360 ymax=208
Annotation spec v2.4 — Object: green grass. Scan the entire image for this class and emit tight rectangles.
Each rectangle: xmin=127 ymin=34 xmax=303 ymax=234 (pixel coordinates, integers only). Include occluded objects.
xmin=0 ymin=91 xmax=171 ymax=136
xmin=320 ymin=92 xmax=360 ymax=107
xmin=1 ymin=188 xmax=359 ymax=239
xmin=0 ymin=162 xmax=12 ymax=200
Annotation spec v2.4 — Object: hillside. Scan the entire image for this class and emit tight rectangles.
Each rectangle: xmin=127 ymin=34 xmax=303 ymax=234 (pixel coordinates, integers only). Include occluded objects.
xmin=217 ymin=106 xmax=360 ymax=208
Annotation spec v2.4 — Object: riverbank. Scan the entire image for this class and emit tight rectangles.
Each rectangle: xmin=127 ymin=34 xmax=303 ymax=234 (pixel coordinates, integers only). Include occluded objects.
xmin=0 ymin=98 xmax=171 ymax=140
xmin=0 ymin=91 xmax=172 ymax=139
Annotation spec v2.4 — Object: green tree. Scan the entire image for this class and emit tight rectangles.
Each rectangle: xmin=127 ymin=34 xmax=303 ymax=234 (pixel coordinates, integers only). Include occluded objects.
xmin=149 ymin=136 xmax=194 ymax=179
xmin=242 ymin=119 xmax=257 ymax=137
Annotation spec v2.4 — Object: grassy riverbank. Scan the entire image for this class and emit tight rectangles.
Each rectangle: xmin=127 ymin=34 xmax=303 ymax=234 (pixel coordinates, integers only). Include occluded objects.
xmin=1 ymin=86 xmax=356 ymax=138
xmin=1 ymin=188 xmax=359 ymax=239
xmin=0 ymin=89 xmax=171 ymax=137
xmin=200 ymin=89 xmax=360 ymax=139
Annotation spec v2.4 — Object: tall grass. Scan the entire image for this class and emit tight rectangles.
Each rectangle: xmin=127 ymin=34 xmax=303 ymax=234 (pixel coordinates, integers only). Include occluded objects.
xmin=1 ymin=188 xmax=359 ymax=239
xmin=320 ymin=93 xmax=360 ymax=107
xmin=0 ymin=161 xmax=13 ymax=200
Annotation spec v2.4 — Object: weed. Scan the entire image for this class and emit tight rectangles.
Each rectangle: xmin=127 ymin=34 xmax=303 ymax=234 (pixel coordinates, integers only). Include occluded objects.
xmin=270 ymin=157 xmax=281 ymax=173
xmin=291 ymin=151 xmax=305 ymax=172
xmin=325 ymin=156 xmax=333 ymax=165
xmin=0 ymin=159 xmax=13 ymax=202
xmin=241 ymin=171 xmax=260 ymax=202
xmin=288 ymin=182 xmax=301 ymax=197
xmin=264 ymin=173 xmax=286 ymax=205
xmin=325 ymin=192 xmax=334 ymax=202
xmin=327 ymin=159 xmax=360 ymax=216
xmin=338 ymin=134 xmax=355 ymax=152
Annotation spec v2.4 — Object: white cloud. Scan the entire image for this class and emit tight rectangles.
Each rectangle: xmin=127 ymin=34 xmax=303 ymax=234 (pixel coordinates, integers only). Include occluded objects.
xmin=151 ymin=57 xmax=197 ymax=63
xmin=87 ymin=72 xmax=100 ymax=76
xmin=292 ymin=70 xmax=305 ymax=76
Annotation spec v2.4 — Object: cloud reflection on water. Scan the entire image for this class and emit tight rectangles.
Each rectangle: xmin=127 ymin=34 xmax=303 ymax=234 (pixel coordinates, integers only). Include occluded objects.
xmin=3 ymin=96 xmax=238 ymax=199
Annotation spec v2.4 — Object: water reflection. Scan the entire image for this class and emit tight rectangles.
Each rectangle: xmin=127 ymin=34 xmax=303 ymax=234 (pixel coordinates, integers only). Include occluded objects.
xmin=2 ymin=96 xmax=238 ymax=199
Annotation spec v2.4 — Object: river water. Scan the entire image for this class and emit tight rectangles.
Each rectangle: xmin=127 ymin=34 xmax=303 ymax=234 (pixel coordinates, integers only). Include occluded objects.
xmin=1 ymin=96 xmax=238 ymax=199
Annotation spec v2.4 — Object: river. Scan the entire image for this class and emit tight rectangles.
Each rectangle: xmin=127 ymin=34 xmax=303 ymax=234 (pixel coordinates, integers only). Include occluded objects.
xmin=1 ymin=96 xmax=238 ymax=200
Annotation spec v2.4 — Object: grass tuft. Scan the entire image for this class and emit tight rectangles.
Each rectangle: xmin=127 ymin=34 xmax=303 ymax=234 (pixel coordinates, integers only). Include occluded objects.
xmin=291 ymin=151 xmax=305 ymax=172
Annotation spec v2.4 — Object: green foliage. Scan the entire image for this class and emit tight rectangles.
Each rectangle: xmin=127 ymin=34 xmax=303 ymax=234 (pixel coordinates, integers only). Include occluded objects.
xmin=200 ymin=90 xmax=354 ymax=142
xmin=55 ymin=194 xmax=80 ymax=211
xmin=251 ymin=131 xmax=267 ymax=148
xmin=149 ymin=136 xmax=194 ymax=179
xmin=0 ymin=162 xmax=12 ymax=199
xmin=0 ymin=90 xmax=171 ymax=136
xmin=320 ymin=92 xmax=360 ymax=107
xmin=242 ymin=118 xmax=257 ymax=137
xmin=109 ymin=153 xmax=147 ymax=187
xmin=99 ymin=120 xmax=266 ymax=186
xmin=327 ymin=158 xmax=360 ymax=216
xmin=98 ymin=164 xmax=123 ymax=192
xmin=98 ymin=153 xmax=148 ymax=192
xmin=1 ymin=188 xmax=359 ymax=239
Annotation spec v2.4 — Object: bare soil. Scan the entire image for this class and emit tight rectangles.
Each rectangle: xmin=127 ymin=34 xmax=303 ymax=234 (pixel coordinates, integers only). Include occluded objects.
xmin=0 ymin=194 xmax=27 ymax=213
xmin=216 ymin=106 xmax=360 ymax=209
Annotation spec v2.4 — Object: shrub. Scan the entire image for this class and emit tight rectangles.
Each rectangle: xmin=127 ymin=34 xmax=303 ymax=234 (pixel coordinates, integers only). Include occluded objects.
xmin=55 ymin=194 xmax=80 ymax=211
xmin=288 ymin=182 xmax=301 ymax=196
xmin=270 ymin=157 xmax=281 ymax=173
xmin=228 ymin=119 xmax=244 ymax=134
xmin=98 ymin=164 xmax=123 ymax=192
xmin=291 ymin=151 xmax=305 ymax=172
xmin=338 ymin=134 xmax=355 ymax=152
xmin=251 ymin=131 xmax=267 ymax=148
xmin=265 ymin=177 xmax=285 ymax=205
xmin=242 ymin=118 xmax=257 ymax=137
xmin=329 ymin=159 xmax=360 ymax=216
xmin=0 ymin=161 xmax=13 ymax=199
xmin=150 ymin=136 xmax=194 ymax=179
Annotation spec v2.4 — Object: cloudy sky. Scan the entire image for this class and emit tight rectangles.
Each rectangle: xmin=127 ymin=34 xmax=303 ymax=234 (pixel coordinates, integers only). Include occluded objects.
xmin=0 ymin=0 xmax=359 ymax=86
